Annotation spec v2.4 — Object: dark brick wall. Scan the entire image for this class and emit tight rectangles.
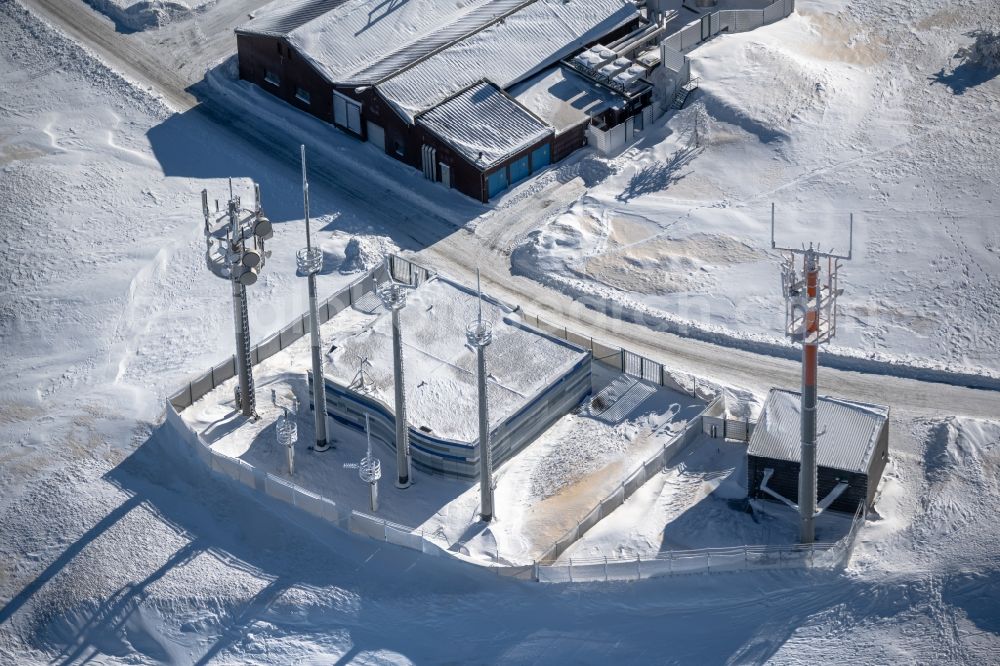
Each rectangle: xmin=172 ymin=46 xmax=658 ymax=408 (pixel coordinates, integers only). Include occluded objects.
xmin=235 ymin=18 xmax=643 ymax=201
xmin=236 ymin=33 xmax=334 ymax=123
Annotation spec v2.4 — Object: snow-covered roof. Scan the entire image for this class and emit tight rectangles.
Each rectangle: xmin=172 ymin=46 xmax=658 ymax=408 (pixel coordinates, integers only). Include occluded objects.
xmin=237 ymin=0 xmax=493 ymax=84
xmin=748 ymin=389 xmax=889 ymax=475
xmin=510 ymin=65 xmax=624 ymax=134
xmin=343 ymin=0 xmax=535 ymax=85
xmin=324 ymin=276 xmax=588 ymax=443
xmin=417 ymin=82 xmax=552 ymax=168
xmin=376 ymin=0 xmax=640 ymax=123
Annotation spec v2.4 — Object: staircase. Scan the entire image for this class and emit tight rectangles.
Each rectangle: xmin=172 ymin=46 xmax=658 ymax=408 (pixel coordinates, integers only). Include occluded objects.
xmin=670 ymin=77 xmax=701 ymax=110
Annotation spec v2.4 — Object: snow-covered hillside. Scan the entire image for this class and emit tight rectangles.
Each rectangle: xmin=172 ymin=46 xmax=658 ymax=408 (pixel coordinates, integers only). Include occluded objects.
xmin=513 ymin=0 xmax=1000 ymax=380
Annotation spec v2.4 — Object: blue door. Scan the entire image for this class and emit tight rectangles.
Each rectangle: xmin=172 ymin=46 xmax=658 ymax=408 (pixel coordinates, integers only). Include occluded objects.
xmin=531 ymin=144 xmax=551 ymax=172
xmin=487 ymin=168 xmax=508 ymax=199
xmin=510 ymin=155 xmax=530 ymax=184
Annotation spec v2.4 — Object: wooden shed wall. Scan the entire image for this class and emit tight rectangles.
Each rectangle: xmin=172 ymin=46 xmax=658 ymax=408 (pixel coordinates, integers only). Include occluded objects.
xmin=865 ymin=420 xmax=890 ymax=509
xmin=747 ymin=456 xmax=869 ymax=516
xmin=553 ymin=124 xmax=588 ymax=162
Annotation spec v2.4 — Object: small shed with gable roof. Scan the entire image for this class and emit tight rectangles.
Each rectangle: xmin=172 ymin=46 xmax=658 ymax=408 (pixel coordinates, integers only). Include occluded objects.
xmin=747 ymin=388 xmax=889 ymax=515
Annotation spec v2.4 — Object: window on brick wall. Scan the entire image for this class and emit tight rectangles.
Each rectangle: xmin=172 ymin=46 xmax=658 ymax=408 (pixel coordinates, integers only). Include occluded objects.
xmin=296 ymin=88 xmax=311 ymax=105
xmin=264 ymin=70 xmax=280 ymax=86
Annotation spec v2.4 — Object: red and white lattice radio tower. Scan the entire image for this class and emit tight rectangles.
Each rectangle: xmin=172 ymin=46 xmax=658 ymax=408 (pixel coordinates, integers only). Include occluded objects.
xmin=771 ymin=203 xmax=852 ymax=544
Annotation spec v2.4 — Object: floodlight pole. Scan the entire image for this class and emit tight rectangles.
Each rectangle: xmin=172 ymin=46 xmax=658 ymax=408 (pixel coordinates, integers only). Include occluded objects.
xmin=297 ymin=145 xmax=331 ymax=452
xmin=467 ymin=269 xmax=495 ymax=522
xmin=379 ymin=280 xmax=411 ymax=488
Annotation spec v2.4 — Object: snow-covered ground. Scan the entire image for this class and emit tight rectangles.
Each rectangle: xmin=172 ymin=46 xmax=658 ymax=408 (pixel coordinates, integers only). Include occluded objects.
xmin=2 ymin=0 xmax=999 ymax=662
xmin=562 ymin=435 xmax=856 ymax=560
xmin=512 ymin=0 xmax=1000 ymax=381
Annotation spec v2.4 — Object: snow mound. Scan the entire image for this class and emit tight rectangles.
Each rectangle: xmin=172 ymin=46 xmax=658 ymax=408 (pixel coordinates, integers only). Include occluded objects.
xmin=83 ymin=0 xmax=214 ymax=32
xmin=854 ymin=417 xmax=1000 ymax=575
xmin=695 ymin=38 xmax=835 ymax=144
xmin=339 ymin=235 xmax=398 ymax=274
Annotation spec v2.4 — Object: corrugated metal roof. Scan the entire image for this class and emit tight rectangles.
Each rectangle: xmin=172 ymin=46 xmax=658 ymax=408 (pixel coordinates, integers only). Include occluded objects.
xmin=416 ymin=82 xmax=552 ymax=168
xmin=747 ymin=389 xmax=889 ymax=474
xmin=236 ymin=0 xmax=349 ymax=37
xmin=237 ymin=0 xmax=492 ymax=84
xmin=377 ymin=0 xmax=640 ymax=123
xmin=343 ymin=0 xmax=534 ymax=84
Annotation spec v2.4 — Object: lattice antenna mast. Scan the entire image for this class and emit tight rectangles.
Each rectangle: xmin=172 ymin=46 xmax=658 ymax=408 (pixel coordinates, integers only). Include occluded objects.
xmin=467 ymin=268 xmax=495 ymax=521
xmin=771 ymin=203 xmax=852 ymax=544
xmin=296 ymin=145 xmax=332 ymax=453
xmin=378 ymin=265 xmax=412 ymax=488
xmin=200 ymin=179 xmax=272 ymax=419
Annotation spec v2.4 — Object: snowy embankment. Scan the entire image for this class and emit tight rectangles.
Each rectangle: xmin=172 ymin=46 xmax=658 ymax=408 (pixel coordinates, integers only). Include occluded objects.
xmin=83 ymin=0 xmax=215 ymax=32
xmin=512 ymin=0 xmax=1000 ymax=389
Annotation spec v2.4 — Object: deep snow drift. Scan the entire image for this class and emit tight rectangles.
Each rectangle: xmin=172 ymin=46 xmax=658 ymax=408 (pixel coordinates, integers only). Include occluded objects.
xmin=511 ymin=0 xmax=1000 ymax=380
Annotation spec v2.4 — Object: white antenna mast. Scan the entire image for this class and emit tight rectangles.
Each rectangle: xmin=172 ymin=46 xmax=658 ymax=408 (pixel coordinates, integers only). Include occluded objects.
xmin=297 ymin=144 xmax=332 ymax=453
xmin=344 ymin=370 xmax=382 ymax=511
xmin=467 ymin=269 xmax=495 ymax=521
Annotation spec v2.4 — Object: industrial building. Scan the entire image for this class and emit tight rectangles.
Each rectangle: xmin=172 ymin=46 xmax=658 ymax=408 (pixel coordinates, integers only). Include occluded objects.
xmin=747 ymin=389 xmax=890 ymax=516
xmin=321 ymin=275 xmax=592 ymax=478
xmin=235 ymin=0 xmax=666 ymax=201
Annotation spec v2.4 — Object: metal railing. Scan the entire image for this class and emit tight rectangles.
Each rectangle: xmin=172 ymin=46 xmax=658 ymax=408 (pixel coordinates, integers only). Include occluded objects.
xmin=522 ymin=311 xmax=707 ymax=398
xmin=169 ymin=263 xmax=390 ymax=412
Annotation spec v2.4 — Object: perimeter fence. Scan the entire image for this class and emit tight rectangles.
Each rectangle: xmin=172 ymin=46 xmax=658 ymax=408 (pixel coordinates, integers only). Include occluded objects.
xmin=165 ymin=253 xmax=864 ymax=582
xmin=659 ymin=0 xmax=795 ymax=102
xmin=662 ymin=0 xmax=796 ymax=53
xmin=539 ymin=501 xmax=865 ymax=582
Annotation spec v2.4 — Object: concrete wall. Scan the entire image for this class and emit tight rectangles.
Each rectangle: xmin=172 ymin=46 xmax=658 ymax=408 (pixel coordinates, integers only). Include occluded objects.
xmin=322 ymin=350 xmax=593 ymax=479
xmin=866 ymin=418 xmax=890 ymax=510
